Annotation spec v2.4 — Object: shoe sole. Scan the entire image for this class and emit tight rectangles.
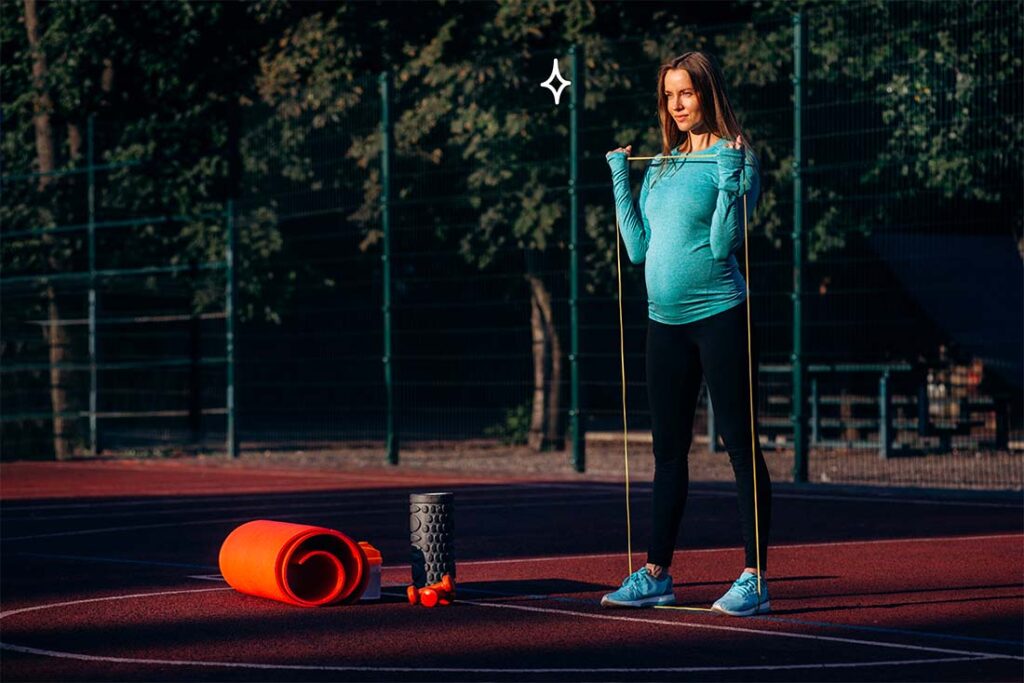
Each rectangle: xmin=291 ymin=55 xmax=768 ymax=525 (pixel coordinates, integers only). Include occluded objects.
xmin=710 ymin=600 xmax=771 ymax=617
xmin=601 ymin=594 xmax=676 ymax=608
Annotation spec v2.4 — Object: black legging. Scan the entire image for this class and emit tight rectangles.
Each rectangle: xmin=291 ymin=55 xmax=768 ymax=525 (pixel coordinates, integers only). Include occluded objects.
xmin=645 ymin=301 xmax=772 ymax=570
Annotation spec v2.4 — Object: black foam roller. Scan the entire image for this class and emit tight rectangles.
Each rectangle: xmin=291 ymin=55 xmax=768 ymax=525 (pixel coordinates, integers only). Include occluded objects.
xmin=410 ymin=492 xmax=455 ymax=588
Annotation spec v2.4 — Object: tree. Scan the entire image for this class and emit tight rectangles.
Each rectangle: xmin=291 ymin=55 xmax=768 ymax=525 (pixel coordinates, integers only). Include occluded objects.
xmin=18 ymin=0 xmax=70 ymax=457
xmin=250 ymin=0 xmax=776 ymax=451
xmin=742 ymin=0 xmax=1022 ymax=256
xmin=7 ymin=0 xmax=1015 ymax=459
xmin=1 ymin=1 xmax=291 ymax=458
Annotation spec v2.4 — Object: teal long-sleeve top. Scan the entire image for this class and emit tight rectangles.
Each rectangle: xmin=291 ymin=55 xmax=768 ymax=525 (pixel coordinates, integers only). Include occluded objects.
xmin=607 ymin=138 xmax=761 ymax=325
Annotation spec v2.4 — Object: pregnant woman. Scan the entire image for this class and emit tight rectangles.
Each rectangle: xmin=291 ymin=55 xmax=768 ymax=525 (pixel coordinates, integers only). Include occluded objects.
xmin=601 ymin=50 xmax=772 ymax=617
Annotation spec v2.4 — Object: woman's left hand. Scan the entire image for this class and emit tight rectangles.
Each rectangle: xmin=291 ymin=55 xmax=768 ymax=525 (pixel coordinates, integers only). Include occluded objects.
xmin=724 ymin=135 xmax=744 ymax=150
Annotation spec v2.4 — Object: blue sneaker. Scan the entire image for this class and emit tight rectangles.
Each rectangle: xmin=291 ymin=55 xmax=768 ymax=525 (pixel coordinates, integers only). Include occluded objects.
xmin=600 ymin=567 xmax=676 ymax=608
xmin=711 ymin=571 xmax=770 ymax=616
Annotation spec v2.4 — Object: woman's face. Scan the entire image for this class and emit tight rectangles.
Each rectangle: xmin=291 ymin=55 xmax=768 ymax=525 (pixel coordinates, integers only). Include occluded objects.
xmin=664 ymin=68 xmax=706 ymax=134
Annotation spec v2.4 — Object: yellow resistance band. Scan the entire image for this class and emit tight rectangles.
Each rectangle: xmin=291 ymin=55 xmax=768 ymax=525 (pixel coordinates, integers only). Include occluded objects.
xmin=617 ymin=151 xmax=762 ymax=596
xmin=625 ymin=153 xmax=719 ymax=161
xmin=615 ymin=225 xmax=634 ymax=577
xmin=741 ymin=191 xmax=763 ymax=596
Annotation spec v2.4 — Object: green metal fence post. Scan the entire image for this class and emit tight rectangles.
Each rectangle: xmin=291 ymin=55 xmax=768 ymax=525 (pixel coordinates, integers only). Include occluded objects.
xmin=879 ymin=370 xmax=892 ymax=459
xmin=225 ymin=199 xmax=238 ymax=458
xmin=810 ymin=376 xmax=819 ymax=445
xmin=569 ymin=45 xmax=585 ymax=472
xmin=380 ymin=71 xmax=398 ymax=466
xmin=791 ymin=11 xmax=809 ymax=483
xmin=87 ymin=114 xmax=98 ymax=456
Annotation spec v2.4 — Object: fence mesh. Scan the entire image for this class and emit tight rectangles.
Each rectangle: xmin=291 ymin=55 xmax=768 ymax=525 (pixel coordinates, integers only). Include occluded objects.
xmin=2 ymin=4 xmax=1021 ymax=489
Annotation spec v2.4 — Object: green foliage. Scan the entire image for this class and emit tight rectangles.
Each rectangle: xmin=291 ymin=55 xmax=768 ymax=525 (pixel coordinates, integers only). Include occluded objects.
xmin=250 ymin=0 xmax=1024 ymax=297
xmin=483 ymin=401 xmax=531 ymax=446
xmin=1 ymin=0 xmax=293 ymax=324
xmin=750 ymin=0 xmax=1022 ymax=258
xmin=4 ymin=0 xmax=1019 ymax=323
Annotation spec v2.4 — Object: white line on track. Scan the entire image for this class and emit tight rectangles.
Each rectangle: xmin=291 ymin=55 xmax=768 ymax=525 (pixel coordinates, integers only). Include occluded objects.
xmin=3 ymin=488 xmax=620 ymax=522
xmin=381 ymin=532 xmax=1024 ymax=569
xmin=164 ymin=530 xmax=1023 ymax=584
xmin=3 ymin=480 xmax=1017 ymax=515
xmin=0 ymin=587 xmax=1013 ymax=675
xmin=1 ymin=495 xmax=626 ymax=542
xmin=6 ymin=487 xmax=1019 ymax=540
xmin=461 ymin=599 xmax=1021 ymax=660
xmin=7 ymin=531 xmax=1021 ymax=570
xmin=0 ymin=588 xmax=232 ymax=620
xmin=0 ymin=643 xmax=998 ymax=674
xmin=0 ymin=483 xmax=585 ymax=514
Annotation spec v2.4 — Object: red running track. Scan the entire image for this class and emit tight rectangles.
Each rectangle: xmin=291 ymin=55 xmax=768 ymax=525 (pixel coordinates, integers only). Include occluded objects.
xmin=1 ymin=460 xmax=1021 ymax=682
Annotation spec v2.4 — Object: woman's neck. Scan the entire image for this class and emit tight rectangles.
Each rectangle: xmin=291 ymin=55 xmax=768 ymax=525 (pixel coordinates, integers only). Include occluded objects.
xmin=683 ymin=129 xmax=720 ymax=153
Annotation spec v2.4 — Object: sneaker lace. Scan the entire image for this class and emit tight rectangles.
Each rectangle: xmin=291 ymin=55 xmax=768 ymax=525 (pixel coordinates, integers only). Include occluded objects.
xmin=731 ymin=576 xmax=760 ymax=598
xmin=618 ymin=565 xmax=651 ymax=593
xmin=624 ymin=568 xmax=650 ymax=591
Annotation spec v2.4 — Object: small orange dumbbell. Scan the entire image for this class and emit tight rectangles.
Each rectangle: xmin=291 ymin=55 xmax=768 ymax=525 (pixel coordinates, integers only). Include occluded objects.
xmin=426 ymin=574 xmax=455 ymax=597
xmin=408 ymin=574 xmax=456 ymax=607
xmin=418 ymin=587 xmax=442 ymax=607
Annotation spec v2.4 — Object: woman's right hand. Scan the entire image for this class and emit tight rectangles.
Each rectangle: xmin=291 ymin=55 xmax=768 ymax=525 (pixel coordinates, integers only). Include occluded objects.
xmin=606 ymin=144 xmax=632 ymax=160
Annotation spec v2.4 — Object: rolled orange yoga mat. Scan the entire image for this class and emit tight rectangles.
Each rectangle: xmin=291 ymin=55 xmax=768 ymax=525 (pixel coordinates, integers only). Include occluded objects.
xmin=219 ymin=520 xmax=376 ymax=607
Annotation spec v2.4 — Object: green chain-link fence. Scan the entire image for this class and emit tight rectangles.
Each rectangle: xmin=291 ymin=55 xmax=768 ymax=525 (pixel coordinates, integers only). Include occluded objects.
xmin=3 ymin=3 xmax=1021 ymax=489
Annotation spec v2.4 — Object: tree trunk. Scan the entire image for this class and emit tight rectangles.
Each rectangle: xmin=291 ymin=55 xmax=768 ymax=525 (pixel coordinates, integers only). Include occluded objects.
xmin=101 ymin=58 xmax=114 ymax=99
xmin=67 ymin=122 xmax=82 ymax=159
xmin=546 ymin=337 xmax=563 ymax=447
xmin=525 ymin=271 xmax=565 ymax=451
xmin=25 ymin=0 xmax=72 ymax=460
xmin=24 ymin=0 xmax=54 ymax=181
xmin=526 ymin=274 xmax=547 ymax=451
xmin=540 ymin=285 xmax=563 ymax=450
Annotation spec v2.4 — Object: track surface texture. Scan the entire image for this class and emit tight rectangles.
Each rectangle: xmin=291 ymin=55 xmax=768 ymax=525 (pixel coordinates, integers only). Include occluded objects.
xmin=1 ymin=460 xmax=1022 ymax=682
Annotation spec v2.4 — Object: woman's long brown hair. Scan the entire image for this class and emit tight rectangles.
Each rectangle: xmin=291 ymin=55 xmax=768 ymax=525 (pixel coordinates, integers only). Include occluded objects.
xmin=652 ymin=51 xmax=759 ymax=182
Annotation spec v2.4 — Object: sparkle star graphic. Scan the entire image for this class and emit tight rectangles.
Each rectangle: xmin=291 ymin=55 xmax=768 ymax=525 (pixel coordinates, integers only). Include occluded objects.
xmin=540 ymin=58 xmax=571 ymax=105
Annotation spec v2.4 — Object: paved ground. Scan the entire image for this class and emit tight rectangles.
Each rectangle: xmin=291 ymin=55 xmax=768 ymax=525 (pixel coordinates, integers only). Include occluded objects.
xmin=1 ymin=459 xmax=1022 ymax=681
